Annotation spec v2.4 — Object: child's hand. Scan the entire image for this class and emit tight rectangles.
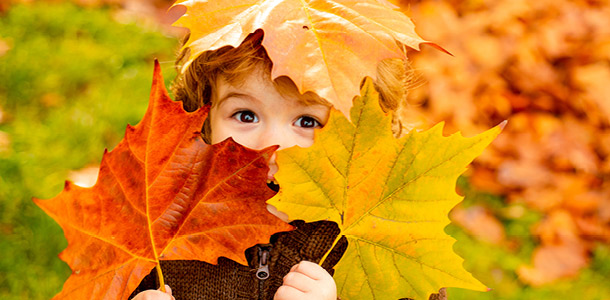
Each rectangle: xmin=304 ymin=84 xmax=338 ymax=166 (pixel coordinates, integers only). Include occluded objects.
xmin=274 ymin=261 xmax=337 ymax=300
xmin=132 ymin=285 xmax=175 ymax=300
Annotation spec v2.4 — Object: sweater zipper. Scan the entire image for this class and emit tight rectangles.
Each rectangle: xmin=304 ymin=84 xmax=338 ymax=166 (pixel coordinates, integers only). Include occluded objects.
xmin=256 ymin=245 xmax=271 ymax=299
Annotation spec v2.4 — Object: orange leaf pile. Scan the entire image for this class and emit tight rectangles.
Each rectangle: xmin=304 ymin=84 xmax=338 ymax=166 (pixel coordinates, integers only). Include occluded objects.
xmin=34 ymin=61 xmax=292 ymax=299
xmin=394 ymin=0 xmax=610 ymax=286
xmin=171 ymin=0 xmax=434 ymax=117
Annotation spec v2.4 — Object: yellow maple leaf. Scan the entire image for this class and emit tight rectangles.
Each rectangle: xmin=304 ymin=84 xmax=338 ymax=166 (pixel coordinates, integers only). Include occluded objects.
xmin=171 ymin=0 xmax=433 ymax=117
xmin=268 ymin=79 xmax=503 ymax=299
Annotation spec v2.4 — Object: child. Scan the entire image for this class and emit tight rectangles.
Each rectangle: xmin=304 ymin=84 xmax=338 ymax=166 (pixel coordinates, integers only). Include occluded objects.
xmin=131 ymin=30 xmax=421 ymax=300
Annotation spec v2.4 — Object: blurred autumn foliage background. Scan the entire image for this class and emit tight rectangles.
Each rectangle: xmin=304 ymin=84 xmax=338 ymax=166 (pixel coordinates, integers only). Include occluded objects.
xmin=397 ymin=0 xmax=610 ymax=298
xmin=1 ymin=0 xmax=609 ymax=299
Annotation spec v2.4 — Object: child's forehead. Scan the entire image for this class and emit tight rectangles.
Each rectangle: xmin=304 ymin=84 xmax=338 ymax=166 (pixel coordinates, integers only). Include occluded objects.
xmin=217 ymin=67 xmax=330 ymax=108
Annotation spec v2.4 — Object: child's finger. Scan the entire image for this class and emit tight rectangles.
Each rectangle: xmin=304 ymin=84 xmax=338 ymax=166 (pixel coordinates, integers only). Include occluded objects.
xmin=291 ymin=261 xmax=329 ymax=280
xmin=290 ymin=263 xmax=298 ymax=272
xmin=132 ymin=289 xmax=174 ymax=300
xmin=161 ymin=285 xmax=172 ymax=295
xmin=283 ymin=269 xmax=317 ymax=292
xmin=274 ymin=285 xmax=307 ymax=300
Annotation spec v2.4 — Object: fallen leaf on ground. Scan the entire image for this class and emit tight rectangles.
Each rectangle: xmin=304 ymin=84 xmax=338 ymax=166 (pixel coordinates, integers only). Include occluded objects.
xmin=517 ymin=243 xmax=589 ymax=286
xmin=0 ymin=39 xmax=10 ymax=57
xmin=395 ymin=0 xmax=610 ymax=285
xmin=451 ymin=205 xmax=506 ymax=245
xmin=0 ymin=130 xmax=10 ymax=153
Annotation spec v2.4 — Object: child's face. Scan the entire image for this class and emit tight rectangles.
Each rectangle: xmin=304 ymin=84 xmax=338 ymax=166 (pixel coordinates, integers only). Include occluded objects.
xmin=209 ymin=67 xmax=330 ymax=181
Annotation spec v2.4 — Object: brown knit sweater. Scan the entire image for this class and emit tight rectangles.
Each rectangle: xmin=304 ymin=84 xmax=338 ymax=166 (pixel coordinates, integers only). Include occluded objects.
xmin=130 ymin=220 xmax=446 ymax=300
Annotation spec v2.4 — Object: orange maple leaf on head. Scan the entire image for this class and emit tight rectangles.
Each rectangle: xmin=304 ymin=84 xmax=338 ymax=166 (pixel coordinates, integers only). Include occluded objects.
xmin=171 ymin=0 xmax=438 ymax=117
xmin=34 ymin=61 xmax=292 ymax=300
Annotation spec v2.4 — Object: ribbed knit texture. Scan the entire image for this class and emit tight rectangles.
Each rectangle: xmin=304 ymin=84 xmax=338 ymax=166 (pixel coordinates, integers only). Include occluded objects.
xmin=130 ymin=220 xmax=347 ymax=299
xmin=130 ymin=220 xmax=446 ymax=300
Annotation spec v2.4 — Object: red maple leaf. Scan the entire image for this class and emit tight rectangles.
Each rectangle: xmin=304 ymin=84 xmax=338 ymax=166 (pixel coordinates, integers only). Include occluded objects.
xmin=34 ymin=60 xmax=293 ymax=299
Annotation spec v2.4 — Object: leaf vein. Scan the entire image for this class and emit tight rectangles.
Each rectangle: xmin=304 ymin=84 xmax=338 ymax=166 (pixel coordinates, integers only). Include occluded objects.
xmin=158 ymin=152 xmax=270 ymax=255
xmin=383 ymin=136 xmax=486 ymax=205
xmin=354 ymin=237 xmax=469 ymax=283
xmin=356 ymin=239 xmax=377 ymax=300
xmin=319 ymin=0 xmax=401 ymax=54
xmin=288 ymin=154 xmax=342 ymax=213
xmin=392 ymin=248 xmax=415 ymax=292
xmin=106 ymin=147 xmax=147 ymax=216
xmin=299 ymin=0 xmax=339 ymax=102
xmin=60 ymin=257 xmax=145 ymax=296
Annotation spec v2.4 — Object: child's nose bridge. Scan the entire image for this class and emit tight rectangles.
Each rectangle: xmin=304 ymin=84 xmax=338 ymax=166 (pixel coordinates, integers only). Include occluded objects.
xmin=260 ymin=124 xmax=296 ymax=150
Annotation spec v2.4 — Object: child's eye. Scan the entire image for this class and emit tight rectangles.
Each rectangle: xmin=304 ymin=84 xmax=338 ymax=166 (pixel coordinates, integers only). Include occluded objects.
xmin=294 ymin=116 xmax=321 ymax=128
xmin=232 ymin=111 xmax=259 ymax=123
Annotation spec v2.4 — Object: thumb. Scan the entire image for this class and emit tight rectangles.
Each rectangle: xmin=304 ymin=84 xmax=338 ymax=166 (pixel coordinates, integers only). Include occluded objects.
xmin=159 ymin=285 xmax=173 ymax=298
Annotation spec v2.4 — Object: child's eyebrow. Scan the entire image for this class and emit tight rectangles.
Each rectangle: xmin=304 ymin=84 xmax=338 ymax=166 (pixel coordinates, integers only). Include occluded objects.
xmin=216 ymin=92 xmax=260 ymax=106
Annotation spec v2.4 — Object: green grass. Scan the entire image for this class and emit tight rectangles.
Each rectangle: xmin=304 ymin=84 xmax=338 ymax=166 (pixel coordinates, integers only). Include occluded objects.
xmin=0 ymin=3 xmax=178 ymax=299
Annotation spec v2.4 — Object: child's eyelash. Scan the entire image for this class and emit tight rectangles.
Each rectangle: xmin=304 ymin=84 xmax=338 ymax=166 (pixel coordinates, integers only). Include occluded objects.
xmin=296 ymin=115 xmax=323 ymax=128
xmin=231 ymin=110 xmax=258 ymax=123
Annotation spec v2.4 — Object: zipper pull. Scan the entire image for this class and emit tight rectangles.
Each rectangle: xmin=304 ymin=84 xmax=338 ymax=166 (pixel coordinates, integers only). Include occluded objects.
xmin=256 ymin=246 xmax=271 ymax=280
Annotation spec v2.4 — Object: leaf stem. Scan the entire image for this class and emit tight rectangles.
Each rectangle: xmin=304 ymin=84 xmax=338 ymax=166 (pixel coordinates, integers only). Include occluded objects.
xmin=319 ymin=234 xmax=343 ymax=266
xmin=156 ymin=264 xmax=166 ymax=292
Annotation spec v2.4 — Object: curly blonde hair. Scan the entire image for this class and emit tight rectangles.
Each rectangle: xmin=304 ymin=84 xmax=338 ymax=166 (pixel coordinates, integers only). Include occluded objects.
xmin=171 ymin=30 xmax=414 ymax=139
